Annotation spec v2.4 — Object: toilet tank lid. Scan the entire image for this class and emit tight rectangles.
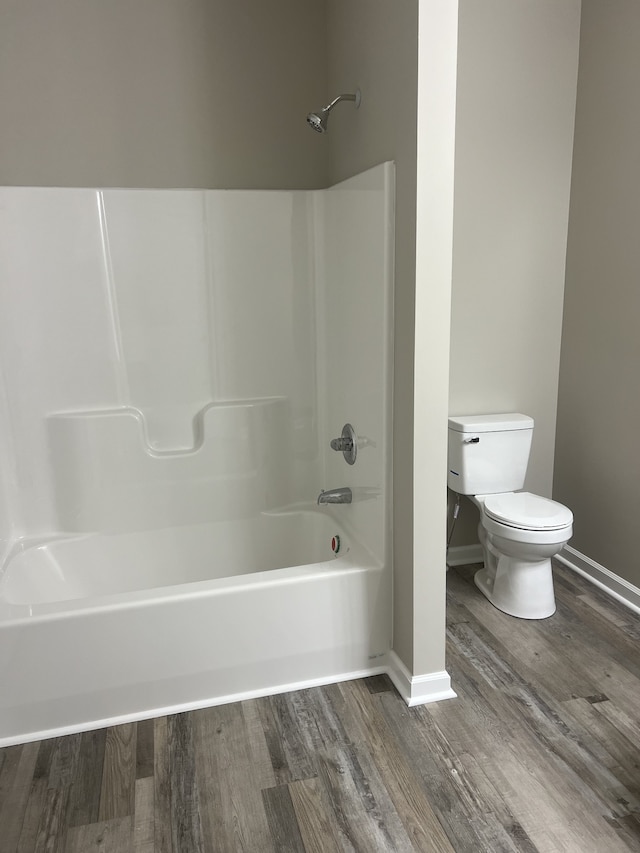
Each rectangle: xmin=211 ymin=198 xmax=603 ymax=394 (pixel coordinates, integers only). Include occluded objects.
xmin=448 ymin=413 xmax=534 ymax=433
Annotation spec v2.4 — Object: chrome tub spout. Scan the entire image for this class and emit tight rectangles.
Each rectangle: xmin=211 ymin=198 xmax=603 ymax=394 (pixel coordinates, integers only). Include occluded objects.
xmin=317 ymin=487 xmax=352 ymax=505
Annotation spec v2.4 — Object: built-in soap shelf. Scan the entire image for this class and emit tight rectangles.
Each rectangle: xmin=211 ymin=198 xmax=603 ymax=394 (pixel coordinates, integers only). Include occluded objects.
xmin=47 ymin=398 xmax=287 ymax=455
xmin=46 ymin=399 xmax=291 ymax=533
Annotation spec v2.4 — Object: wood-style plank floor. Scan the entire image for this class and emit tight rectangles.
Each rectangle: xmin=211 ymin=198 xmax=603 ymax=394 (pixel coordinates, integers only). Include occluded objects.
xmin=1 ymin=561 xmax=639 ymax=852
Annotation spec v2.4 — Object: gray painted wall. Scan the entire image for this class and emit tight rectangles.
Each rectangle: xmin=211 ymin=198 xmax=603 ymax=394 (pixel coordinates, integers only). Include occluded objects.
xmin=0 ymin=0 xmax=327 ymax=189
xmin=449 ymin=0 xmax=580 ymax=548
xmin=554 ymin=0 xmax=640 ymax=588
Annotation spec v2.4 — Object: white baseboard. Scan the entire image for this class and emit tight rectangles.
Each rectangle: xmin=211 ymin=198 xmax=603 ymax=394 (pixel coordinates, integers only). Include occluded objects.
xmin=556 ymin=545 xmax=640 ymax=617
xmin=2 ymin=658 xmax=455 ymax=748
xmin=386 ymin=651 xmax=457 ymax=707
xmin=446 ymin=543 xmax=483 ymax=567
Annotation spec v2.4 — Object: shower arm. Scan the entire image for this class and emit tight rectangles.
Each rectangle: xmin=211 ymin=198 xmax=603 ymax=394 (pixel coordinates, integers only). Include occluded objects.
xmin=324 ymin=91 xmax=361 ymax=112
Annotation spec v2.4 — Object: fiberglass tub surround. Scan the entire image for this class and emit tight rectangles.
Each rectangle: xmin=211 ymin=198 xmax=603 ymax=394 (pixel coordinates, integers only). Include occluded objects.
xmin=0 ymin=163 xmax=394 ymax=745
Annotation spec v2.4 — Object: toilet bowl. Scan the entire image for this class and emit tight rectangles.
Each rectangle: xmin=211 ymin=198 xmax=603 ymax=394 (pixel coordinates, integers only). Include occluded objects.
xmin=473 ymin=492 xmax=573 ymax=619
xmin=447 ymin=413 xmax=573 ymax=620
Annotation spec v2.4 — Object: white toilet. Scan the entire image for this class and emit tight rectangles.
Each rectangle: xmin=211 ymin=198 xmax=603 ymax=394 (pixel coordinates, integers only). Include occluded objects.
xmin=448 ymin=413 xmax=573 ymax=619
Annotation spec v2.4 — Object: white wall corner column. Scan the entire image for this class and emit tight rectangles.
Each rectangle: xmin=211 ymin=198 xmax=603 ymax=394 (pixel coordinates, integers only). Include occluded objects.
xmin=393 ymin=0 xmax=459 ymax=704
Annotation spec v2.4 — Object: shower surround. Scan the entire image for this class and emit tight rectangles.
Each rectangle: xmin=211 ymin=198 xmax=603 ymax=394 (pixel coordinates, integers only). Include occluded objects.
xmin=0 ymin=164 xmax=394 ymax=745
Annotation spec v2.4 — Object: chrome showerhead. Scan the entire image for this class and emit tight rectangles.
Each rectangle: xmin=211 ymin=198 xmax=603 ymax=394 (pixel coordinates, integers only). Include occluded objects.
xmin=306 ymin=109 xmax=329 ymax=133
xmin=306 ymin=89 xmax=361 ymax=134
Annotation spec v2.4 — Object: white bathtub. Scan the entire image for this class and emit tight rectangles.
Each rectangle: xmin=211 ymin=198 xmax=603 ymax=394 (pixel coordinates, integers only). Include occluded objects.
xmin=0 ymin=510 xmax=390 ymax=746
xmin=0 ymin=167 xmax=398 ymax=746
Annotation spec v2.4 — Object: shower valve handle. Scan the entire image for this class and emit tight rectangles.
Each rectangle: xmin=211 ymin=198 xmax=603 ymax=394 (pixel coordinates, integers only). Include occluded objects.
xmin=330 ymin=437 xmax=353 ymax=452
xmin=330 ymin=424 xmax=357 ymax=465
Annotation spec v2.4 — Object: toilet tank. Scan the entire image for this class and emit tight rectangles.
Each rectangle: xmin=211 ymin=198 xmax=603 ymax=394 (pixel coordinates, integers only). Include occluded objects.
xmin=447 ymin=413 xmax=534 ymax=495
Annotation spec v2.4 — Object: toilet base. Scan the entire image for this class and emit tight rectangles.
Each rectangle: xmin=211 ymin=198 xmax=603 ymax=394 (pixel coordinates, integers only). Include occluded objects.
xmin=474 ymin=556 xmax=556 ymax=620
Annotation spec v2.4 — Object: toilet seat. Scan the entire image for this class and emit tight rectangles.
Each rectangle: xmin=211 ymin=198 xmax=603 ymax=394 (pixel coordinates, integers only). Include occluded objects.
xmin=483 ymin=492 xmax=573 ymax=531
